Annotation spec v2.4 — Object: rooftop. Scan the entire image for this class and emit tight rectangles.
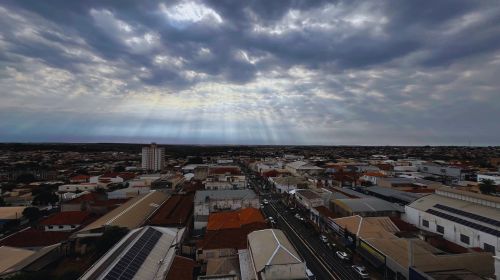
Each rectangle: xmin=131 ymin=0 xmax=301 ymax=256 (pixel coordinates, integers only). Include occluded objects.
xmin=0 ymin=207 xmax=26 ymax=220
xmin=0 ymin=228 xmax=71 ymax=248
xmin=148 ymin=193 xmax=194 ymax=227
xmin=40 ymin=211 xmax=91 ymax=226
xmin=334 ymin=197 xmax=403 ymax=213
xmin=194 ymin=189 xmax=257 ymax=203
xmin=206 ymin=208 xmax=264 ymax=230
xmin=248 ymin=229 xmax=303 ymax=273
xmin=77 ymin=191 xmax=168 ymax=235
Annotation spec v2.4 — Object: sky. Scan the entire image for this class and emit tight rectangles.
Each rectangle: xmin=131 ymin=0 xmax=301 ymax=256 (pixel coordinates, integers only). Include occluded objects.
xmin=0 ymin=1 xmax=499 ymax=146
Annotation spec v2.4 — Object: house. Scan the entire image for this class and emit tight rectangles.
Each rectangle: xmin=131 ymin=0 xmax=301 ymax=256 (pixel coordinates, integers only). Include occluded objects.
xmin=0 ymin=227 xmax=71 ymax=250
xmin=246 ymin=229 xmax=307 ymax=280
xmin=39 ymin=211 xmax=91 ymax=232
xmin=477 ymin=172 xmax=500 ymax=185
xmin=193 ymin=190 xmax=259 ymax=231
xmin=80 ymin=226 xmax=186 ymax=280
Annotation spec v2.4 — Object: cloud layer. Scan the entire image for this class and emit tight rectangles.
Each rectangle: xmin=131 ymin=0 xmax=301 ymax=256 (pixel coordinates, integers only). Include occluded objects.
xmin=1 ymin=0 xmax=500 ymax=145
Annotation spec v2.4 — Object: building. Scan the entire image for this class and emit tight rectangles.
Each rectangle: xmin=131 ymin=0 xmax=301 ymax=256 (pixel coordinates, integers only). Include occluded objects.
xmin=294 ymin=189 xmax=324 ymax=209
xmin=477 ymin=172 xmax=500 ymax=185
xmin=364 ymin=186 xmax=429 ymax=205
xmin=197 ymin=208 xmax=267 ymax=263
xmin=57 ymin=183 xmax=98 ymax=193
xmin=80 ymin=226 xmax=186 ymax=280
xmin=76 ymin=191 xmax=168 ymax=237
xmin=39 ymin=211 xmax=91 ymax=232
xmin=331 ymin=197 xmax=403 ymax=217
xmin=0 ymin=207 xmax=26 ymax=230
xmin=204 ymin=167 xmax=246 ymax=190
xmin=418 ymin=162 xmax=463 ymax=182
xmin=404 ymin=187 xmax=500 ymax=278
xmin=148 ymin=193 xmax=194 ymax=228
xmin=0 ymin=245 xmax=64 ymax=278
xmin=285 ymin=161 xmax=323 ymax=177
xmin=246 ymin=229 xmax=307 ymax=280
xmin=0 ymin=228 xmax=71 ymax=250
xmin=270 ymin=176 xmax=309 ymax=194
xmin=194 ymin=190 xmax=259 ymax=231
xmin=332 ymin=215 xmax=495 ymax=280
xmin=141 ymin=143 xmax=165 ymax=171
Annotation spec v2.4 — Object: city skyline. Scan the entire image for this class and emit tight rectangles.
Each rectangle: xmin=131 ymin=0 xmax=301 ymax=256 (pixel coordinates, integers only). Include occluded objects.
xmin=1 ymin=1 xmax=500 ymax=146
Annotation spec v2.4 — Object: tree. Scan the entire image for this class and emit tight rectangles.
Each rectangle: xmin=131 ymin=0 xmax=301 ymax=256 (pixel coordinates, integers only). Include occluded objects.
xmin=479 ymin=179 xmax=496 ymax=195
xmin=16 ymin=173 xmax=36 ymax=184
xmin=0 ymin=196 xmax=5 ymax=206
xmin=22 ymin=207 xmax=41 ymax=222
xmin=113 ymin=166 xmax=126 ymax=172
xmin=32 ymin=189 xmax=59 ymax=206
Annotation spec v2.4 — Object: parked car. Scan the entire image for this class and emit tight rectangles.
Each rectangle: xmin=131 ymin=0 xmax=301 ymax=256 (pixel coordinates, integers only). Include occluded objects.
xmin=352 ymin=265 xmax=370 ymax=279
xmin=336 ymin=251 xmax=351 ymax=261
xmin=326 ymin=242 xmax=336 ymax=250
xmin=319 ymin=235 xmax=328 ymax=243
xmin=306 ymin=267 xmax=315 ymax=280
xmin=263 ymin=199 xmax=269 ymax=205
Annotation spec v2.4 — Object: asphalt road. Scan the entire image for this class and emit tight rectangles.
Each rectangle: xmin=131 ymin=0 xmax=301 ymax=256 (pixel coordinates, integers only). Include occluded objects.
xmin=262 ymin=198 xmax=360 ymax=280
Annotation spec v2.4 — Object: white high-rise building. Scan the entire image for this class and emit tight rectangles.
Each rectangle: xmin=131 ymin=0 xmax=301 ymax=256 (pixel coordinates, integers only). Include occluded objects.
xmin=141 ymin=143 xmax=165 ymax=171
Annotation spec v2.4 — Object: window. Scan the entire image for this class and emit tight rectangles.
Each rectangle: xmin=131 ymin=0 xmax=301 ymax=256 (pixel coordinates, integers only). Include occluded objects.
xmin=460 ymin=234 xmax=470 ymax=245
xmin=59 ymin=225 xmax=64 ymax=229
xmin=436 ymin=225 xmax=444 ymax=234
xmin=422 ymin=219 xmax=429 ymax=228
xmin=484 ymin=243 xmax=495 ymax=253
xmin=48 ymin=226 xmax=53 ymax=229
xmin=71 ymin=225 xmax=76 ymax=228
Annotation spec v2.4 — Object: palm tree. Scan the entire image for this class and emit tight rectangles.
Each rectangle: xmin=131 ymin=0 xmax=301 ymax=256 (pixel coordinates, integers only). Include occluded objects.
xmin=479 ymin=179 xmax=496 ymax=195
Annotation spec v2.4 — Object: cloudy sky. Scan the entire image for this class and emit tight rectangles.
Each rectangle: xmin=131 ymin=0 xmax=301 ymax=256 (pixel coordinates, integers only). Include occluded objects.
xmin=1 ymin=1 xmax=499 ymax=145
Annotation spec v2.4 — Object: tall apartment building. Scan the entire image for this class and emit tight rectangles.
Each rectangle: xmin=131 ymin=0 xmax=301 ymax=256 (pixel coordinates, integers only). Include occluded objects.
xmin=141 ymin=143 xmax=165 ymax=171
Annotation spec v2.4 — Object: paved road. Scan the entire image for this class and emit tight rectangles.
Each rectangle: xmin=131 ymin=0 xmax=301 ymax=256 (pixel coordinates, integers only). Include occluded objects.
xmin=262 ymin=198 xmax=360 ymax=280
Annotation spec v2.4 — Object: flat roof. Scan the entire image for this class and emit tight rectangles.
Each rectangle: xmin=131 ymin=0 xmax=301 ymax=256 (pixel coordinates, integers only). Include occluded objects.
xmin=366 ymin=186 xmax=428 ymax=203
xmin=334 ymin=197 xmax=403 ymax=213
xmin=148 ymin=193 xmax=194 ymax=227
xmin=0 ymin=246 xmax=35 ymax=275
xmin=0 ymin=207 xmax=26 ymax=220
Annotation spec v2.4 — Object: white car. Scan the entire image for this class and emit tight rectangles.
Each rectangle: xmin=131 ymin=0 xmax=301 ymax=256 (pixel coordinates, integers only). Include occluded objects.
xmin=336 ymin=251 xmax=351 ymax=261
xmin=352 ymin=265 xmax=369 ymax=279
xmin=306 ymin=268 xmax=315 ymax=280
xmin=263 ymin=199 xmax=269 ymax=205
xmin=319 ymin=235 xmax=328 ymax=243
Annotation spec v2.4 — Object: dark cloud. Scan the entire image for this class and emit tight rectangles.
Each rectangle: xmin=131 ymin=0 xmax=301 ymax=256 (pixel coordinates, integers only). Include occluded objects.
xmin=1 ymin=0 xmax=500 ymax=144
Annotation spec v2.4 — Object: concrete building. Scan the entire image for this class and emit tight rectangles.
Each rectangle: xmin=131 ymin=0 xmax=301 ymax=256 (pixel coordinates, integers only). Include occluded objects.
xmin=418 ymin=162 xmax=463 ymax=182
xmin=294 ymin=189 xmax=324 ymax=209
xmin=141 ymin=143 xmax=165 ymax=171
xmin=39 ymin=211 xmax=91 ymax=232
xmin=246 ymin=229 xmax=307 ymax=280
xmin=57 ymin=183 xmax=98 ymax=193
xmin=80 ymin=226 xmax=185 ymax=280
xmin=285 ymin=161 xmax=323 ymax=177
xmin=270 ymin=176 xmax=309 ymax=194
xmin=194 ymin=190 xmax=259 ymax=231
xmin=477 ymin=172 xmax=500 ymax=185
xmin=404 ymin=188 xmax=500 ymax=278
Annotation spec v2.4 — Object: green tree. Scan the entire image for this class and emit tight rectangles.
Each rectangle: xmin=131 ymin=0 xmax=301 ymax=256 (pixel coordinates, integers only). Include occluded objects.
xmin=479 ymin=179 xmax=496 ymax=195
xmin=0 ymin=196 xmax=5 ymax=206
xmin=32 ymin=189 xmax=59 ymax=206
xmin=22 ymin=207 xmax=41 ymax=222
xmin=95 ymin=226 xmax=129 ymax=256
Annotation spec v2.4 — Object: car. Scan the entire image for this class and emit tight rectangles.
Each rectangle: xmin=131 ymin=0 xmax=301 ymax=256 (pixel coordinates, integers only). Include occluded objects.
xmin=319 ymin=235 xmax=328 ymax=243
xmin=326 ymin=242 xmax=336 ymax=250
xmin=351 ymin=265 xmax=370 ymax=279
xmin=336 ymin=251 xmax=351 ymax=261
xmin=260 ymin=203 xmax=264 ymax=208
xmin=263 ymin=199 xmax=269 ymax=205
xmin=268 ymin=216 xmax=275 ymax=223
xmin=306 ymin=267 xmax=315 ymax=280
xmin=294 ymin=213 xmax=301 ymax=219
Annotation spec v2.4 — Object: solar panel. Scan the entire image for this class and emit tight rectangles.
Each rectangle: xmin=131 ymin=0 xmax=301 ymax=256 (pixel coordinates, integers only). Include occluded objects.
xmin=434 ymin=204 xmax=500 ymax=227
xmin=426 ymin=209 xmax=500 ymax=237
xmin=103 ymin=228 xmax=162 ymax=280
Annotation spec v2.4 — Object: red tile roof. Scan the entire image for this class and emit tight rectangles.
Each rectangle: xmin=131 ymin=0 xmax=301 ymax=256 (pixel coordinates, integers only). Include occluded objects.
xmin=148 ymin=194 xmax=194 ymax=227
xmin=70 ymin=175 xmax=90 ymax=181
xmin=198 ymin=222 xmax=268 ymax=250
xmin=40 ymin=211 xmax=91 ymax=226
xmin=0 ymin=228 xmax=71 ymax=248
xmin=207 ymin=208 xmax=265 ymax=230
xmin=208 ymin=167 xmax=241 ymax=176
xmin=314 ymin=206 xmax=336 ymax=219
xmin=164 ymin=256 xmax=197 ymax=280
xmin=100 ymin=172 xmax=136 ymax=180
